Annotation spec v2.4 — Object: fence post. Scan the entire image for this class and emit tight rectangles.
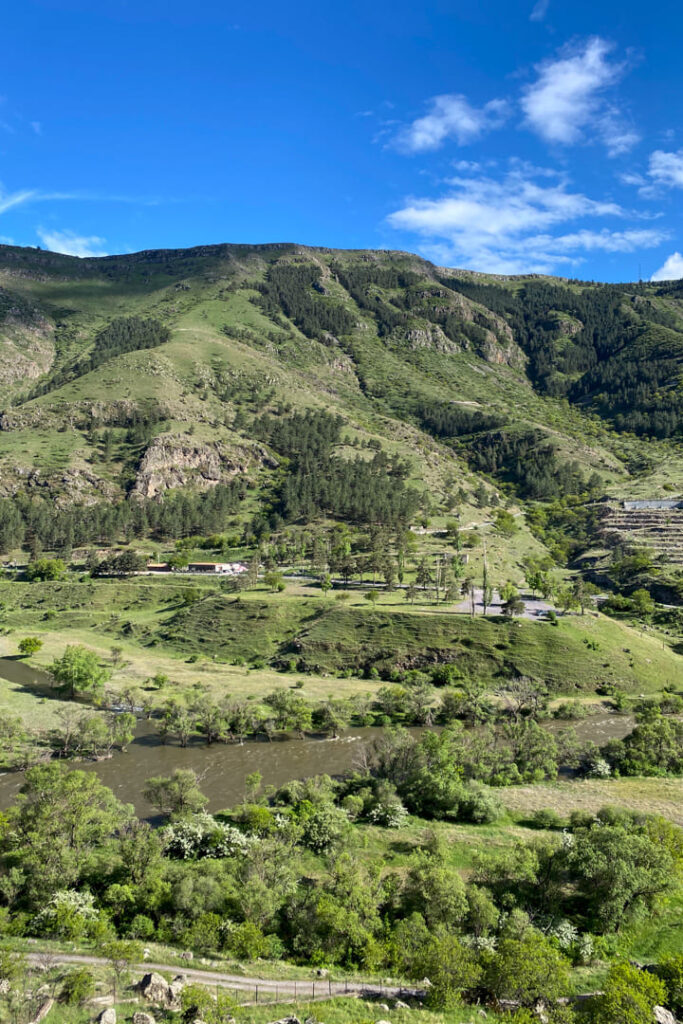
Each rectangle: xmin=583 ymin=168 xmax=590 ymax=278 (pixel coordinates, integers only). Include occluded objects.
xmin=329 ymin=979 xmax=332 ymax=997
xmin=276 ymin=984 xmax=278 ymax=1003
xmin=313 ymin=981 xmax=315 ymax=1000
xmin=294 ymin=981 xmax=297 ymax=1000
xmin=255 ymin=984 xmax=258 ymax=1003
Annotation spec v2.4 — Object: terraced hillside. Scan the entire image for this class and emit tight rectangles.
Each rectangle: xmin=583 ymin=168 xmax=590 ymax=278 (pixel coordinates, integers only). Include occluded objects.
xmin=601 ymin=501 xmax=683 ymax=564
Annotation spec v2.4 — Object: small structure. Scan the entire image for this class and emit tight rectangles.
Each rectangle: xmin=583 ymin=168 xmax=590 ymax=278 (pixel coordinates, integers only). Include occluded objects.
xmin=623 ymin=499 xmax=683 ymax=511
xmin=187 ymin=562 xmax=248 ymax=575
xmin=146 ymin=562 xmax=172 ymax=572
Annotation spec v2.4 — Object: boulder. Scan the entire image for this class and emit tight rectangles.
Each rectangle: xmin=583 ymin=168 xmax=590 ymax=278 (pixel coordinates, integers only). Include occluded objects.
xmin=170 ymin=974 xmax=187 ymax=995
xmin=133 ymin=1015 xmax=156 ymax=1024
xmin=98 ymin=1011 xmax=117 ymax=1024
xmin=181 ymin=950 xmax=194 ymax=962
xmin=266 ymin=1018 xmax=302 ymax=1024
xmin=653 ymin=1009 xmax=677 ymax=1024
xmin=139 ymin=972 xmax=171 ymax=1004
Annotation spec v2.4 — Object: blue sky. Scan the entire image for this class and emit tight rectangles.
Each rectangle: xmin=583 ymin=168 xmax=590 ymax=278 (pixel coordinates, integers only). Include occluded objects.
xmin=2 ymin=0 xmax=683 ymax=280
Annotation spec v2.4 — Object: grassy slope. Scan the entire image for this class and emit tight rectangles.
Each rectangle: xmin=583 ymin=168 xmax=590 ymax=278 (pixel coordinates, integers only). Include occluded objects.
xmin=0 ymin=579 xmax=678 ymax=710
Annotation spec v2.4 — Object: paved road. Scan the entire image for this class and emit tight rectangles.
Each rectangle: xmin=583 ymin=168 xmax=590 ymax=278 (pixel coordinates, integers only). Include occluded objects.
xmin=26 ymin=951 xmax=416 ymax=1002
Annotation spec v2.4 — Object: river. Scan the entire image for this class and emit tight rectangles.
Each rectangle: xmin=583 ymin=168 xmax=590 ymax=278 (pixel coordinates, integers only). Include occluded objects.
xmin=0 ymin=658 xmax=636 ymax=816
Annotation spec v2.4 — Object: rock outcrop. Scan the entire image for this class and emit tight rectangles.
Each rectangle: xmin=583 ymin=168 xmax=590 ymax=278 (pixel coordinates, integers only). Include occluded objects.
xmin=132 ymin=435 xmax=276 ymax=498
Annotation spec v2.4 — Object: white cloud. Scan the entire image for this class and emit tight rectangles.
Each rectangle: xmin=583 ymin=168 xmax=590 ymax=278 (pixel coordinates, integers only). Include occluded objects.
xmin=386 ymin=167 xmax=666 ymax=274
xmin=599 ymin=112 xmax=640 ymax=157
xmin=0 ymin=235 xmax=14 ymax=245
xmin=521 ymin=38 xmax=637 ymax=154
xmin=530 ymin=0 xmax=549 ymax=21
xmin=394 ymin=94 xmax=509 ymax=153
xmin=37 ymin=229 xmax=108 ymax=258
xmin=651 ymin=252 xmax=683 ymax=281
xmin=647 ymin=149 xmax=683 ymax=189
xmin=619 ymin=171 xmax=646 ymax=186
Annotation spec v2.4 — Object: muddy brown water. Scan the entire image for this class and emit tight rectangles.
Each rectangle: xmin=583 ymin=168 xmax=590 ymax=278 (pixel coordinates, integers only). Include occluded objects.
xmin=0 ymin=658 xmax=636 ymax=816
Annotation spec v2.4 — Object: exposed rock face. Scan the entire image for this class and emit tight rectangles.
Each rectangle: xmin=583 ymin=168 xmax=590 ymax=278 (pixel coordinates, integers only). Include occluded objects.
xmin=132 ymin=435 xmax=276 ymax=498
xmin=0 ymin=465 xmax=118 ymax=505
xmin=0 ymin=286 xmax=55 ymax=385
xmin=97 ymin=1010 xmax=117 ymax=1024
xmin=132 ymin=1014 xmax=156 ymax=1024
xmin=400 ymin=325 xmax=460 ymax=354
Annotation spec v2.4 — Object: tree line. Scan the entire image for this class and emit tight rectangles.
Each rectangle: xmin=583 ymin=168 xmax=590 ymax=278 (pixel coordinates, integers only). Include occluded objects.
xmin=0 ymin=760 xmax=681 ymax=1022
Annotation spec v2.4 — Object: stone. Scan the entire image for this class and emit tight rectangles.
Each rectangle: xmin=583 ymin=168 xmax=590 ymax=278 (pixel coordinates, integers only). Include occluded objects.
xmin=375 ymin=1020 xmax=393 ymax=1024
xmin=653 ymin=1008 xmax=677 ymax=1024
xmin=392 ymin=1000 xmax=410 ymax=1010
xmin=181 ymin=950 xmax=194 ymax=961
xmin=133 ymin=1015 xmax=156 ymax=1024
xmin=139 ymin=972 xmax=171 ymax=1004
xmin=98 ymin=1011 xmax=117 ymax=1024
xmin=266 ymin=1018 xmax=302 ymax=1024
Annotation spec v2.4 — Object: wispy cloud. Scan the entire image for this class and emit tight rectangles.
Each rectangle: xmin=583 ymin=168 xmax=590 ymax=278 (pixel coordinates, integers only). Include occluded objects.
xmin=521 ymin=38 xmax=638 ymax=154
xmin=393 ymin=94 xmax=509 ymax=153
xmin=647 ymin=149 xmax=683 ymax=189
xmin=0 ymin=184 xmax=175 ymax=219
xmin=37 ymin=228 xmax=108 ymax=258
xmin=530 ymin=0 xmax=550 ymax=22
xmin=651 ymin=252 xmax=683 ymax=281
xmin=623 ymin=150 xmax=683 ymax=197
xmin=386 ymin=166 xmax=666 ymax=274
xmin=0 ymin=188 xmax=38 ymax=214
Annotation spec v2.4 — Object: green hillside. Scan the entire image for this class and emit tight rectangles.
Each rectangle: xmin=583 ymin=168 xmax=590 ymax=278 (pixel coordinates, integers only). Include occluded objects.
xmin=0 ymin=240 xmax=681 ymax=662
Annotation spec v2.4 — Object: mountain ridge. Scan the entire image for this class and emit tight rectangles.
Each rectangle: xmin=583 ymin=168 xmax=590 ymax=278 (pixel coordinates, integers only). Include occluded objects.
xmin=0 ymin=240 xmax=680 ymax=518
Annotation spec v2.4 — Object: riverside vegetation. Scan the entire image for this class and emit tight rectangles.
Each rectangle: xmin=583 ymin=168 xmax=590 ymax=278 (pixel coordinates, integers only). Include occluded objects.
xmin=0 ymin=241 xmax=681 ymax=1022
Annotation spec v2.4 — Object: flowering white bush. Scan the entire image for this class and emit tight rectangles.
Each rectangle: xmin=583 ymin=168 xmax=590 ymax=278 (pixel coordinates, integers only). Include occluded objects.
xmin=163 ymin=814 xmax=257 ymax=859
xmin=585 ymin=757 xmax=611 ymax=778
xmin=368 ymin=796 xmax=408 ymax=828
xmin=551 ymin=919 xmax=578 ymax=950
xmin=34 ymin=888 xmax=99 ymax=938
